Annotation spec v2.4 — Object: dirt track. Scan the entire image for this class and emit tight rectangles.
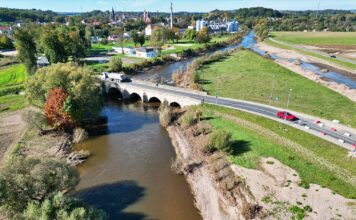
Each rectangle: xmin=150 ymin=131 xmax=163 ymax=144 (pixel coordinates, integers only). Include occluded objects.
xmin=0 ymin=110 xmax=26 ymax=165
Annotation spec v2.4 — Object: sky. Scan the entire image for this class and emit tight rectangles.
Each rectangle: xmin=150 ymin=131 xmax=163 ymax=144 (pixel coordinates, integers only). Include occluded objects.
xmin=0 ymin=0 xmax=355 ymax=12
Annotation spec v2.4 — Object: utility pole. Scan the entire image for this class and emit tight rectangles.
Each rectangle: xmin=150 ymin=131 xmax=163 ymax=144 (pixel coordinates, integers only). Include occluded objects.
xmin=170 ymin=2 xmax=173 ymax=29
xmin=269 ymin=75 xmax=275 ymax=105
xmin=216 ymin=74 xmax=220 ymax=104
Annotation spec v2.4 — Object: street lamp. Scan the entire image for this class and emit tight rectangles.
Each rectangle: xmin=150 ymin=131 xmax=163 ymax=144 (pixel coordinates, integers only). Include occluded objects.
xmin=269 ymin=74 xmax=275 ymax=105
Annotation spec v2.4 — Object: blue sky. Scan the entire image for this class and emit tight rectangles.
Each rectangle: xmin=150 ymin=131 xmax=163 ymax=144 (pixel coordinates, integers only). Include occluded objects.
xmin=0 ymin=0 xmax=355 ymax=12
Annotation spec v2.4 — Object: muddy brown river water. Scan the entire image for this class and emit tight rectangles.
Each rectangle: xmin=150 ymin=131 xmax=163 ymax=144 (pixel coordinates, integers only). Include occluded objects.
xmin=74 ymin=100 xmax=200 ymax=220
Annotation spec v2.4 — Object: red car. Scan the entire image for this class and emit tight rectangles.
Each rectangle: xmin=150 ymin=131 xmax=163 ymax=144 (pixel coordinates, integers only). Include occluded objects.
xmin=277 ymin=111 xmax=297 ymax=121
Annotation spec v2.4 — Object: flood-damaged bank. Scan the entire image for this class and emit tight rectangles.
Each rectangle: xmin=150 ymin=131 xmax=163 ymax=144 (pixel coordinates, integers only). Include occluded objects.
xmin=161 ymin=105 xmax=356 ymax=220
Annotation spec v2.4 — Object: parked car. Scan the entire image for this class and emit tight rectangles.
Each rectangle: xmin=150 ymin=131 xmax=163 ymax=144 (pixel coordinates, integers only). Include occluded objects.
xmin=330 ymin=55 xmax=337 ymax=58
xmin=277 ymin=111 xmax=297 ymax=121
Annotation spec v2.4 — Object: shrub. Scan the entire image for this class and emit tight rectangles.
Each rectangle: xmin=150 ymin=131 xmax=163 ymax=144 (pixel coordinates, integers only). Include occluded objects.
xmin=23 ymin=110 xmax=47 ymax=132
xmin=159 ymin=102 xmax=174 ymax=127
xmin=206 ymin=130 xmax=233 ymax=153
xmin=180 ymin=112 xmax=196 ymax=127
xmin=23 ymin=192 xmax=107 ymax=220
xmin=0 ymin=157 xmax=79 ymax=217
xmin=108 ymin=56 xmax=123 ymax=72
xmin=44 ymin=88 xmax=74 ymax=130
xmin=25 ymin=63 xmax=103 ymax=124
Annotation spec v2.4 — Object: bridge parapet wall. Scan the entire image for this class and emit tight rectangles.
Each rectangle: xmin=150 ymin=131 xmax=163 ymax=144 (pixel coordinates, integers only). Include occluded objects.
xmin=131 ymin=79 xmax=208 ymax=96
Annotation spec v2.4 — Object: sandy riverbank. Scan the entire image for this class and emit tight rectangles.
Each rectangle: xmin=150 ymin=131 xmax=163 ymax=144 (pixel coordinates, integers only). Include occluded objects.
xmin=257 ymin=42 xmax=356 ymax=102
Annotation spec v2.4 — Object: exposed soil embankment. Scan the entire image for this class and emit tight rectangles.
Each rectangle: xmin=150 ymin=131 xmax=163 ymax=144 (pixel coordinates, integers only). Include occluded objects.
xmin=165 ymin=109 xmax=356 ymax=219
xmin=257 ymin=42 xmax=356 ymax=102
xmin=167 ymin=124 xmax=262 ymax=220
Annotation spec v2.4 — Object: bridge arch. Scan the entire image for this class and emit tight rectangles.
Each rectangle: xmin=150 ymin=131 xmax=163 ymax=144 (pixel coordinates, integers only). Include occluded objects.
xmin=148 ymin=97 xmax=162 ymax=104
xmin=108 ymin=87 xmax=123 ymax=99
xmin=129 ymin=93 xmax=142 ymax=102
xmin=170 ymin=102 xmax=181 ymax=108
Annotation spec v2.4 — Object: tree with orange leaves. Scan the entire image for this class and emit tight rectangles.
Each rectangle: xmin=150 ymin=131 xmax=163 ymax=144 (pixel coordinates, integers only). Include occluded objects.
xmin=44 ymin=88 xmax=74 ymax=130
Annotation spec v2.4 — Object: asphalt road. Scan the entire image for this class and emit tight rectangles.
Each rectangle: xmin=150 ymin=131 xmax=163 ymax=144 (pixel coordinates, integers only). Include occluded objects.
xmin=131 ymin=82 xmax=356 ymax=149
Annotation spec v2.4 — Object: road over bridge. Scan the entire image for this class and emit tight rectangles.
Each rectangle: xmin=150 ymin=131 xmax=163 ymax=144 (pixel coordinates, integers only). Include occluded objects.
xmin=102 ymin=79 xmax=356 ymax=150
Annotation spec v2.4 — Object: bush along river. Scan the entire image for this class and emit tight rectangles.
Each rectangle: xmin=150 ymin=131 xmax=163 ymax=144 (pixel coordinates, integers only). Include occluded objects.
xmin=74 ymin=99 xmax=201 ymax=219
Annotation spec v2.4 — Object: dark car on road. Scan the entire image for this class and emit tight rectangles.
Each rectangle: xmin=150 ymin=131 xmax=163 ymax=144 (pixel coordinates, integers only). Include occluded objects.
xmin=277 ymin=111 xmax=297 ymax=121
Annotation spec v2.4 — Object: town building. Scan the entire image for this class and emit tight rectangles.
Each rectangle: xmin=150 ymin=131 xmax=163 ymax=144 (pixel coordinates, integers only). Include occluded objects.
xmin=196 ymin=20 xmax=208 ymax=32
xmin=37 ymin=55 xmax=50 ymax=67
xmin=145 ymin=24 xmax=162 ymax=36
xmin=227 ymin=20 xmax=239 ymax=33
xmin=91 ymin=36 xmax=102 ymax=43
xmin=136 ymin=47 xmax=157 ymax=58
xmin=0 ymin=26 xmax=12 ymax=36
xmin=113 ymin=47 xmax=136 ymax=55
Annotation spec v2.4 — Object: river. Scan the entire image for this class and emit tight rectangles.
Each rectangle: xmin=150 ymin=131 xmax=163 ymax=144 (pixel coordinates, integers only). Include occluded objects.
xmin=74 ymin=100 xmax=201 ymax=220
xmin=134 ymin=31 xmax=356 ymax=89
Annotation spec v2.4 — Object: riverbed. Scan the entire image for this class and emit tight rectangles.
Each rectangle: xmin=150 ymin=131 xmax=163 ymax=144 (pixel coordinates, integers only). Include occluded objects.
xmin=74 ymin=100 xmax=201 ymax=219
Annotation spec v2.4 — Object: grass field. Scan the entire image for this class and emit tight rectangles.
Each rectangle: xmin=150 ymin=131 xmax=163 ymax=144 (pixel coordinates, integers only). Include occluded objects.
xmin=0 ymin=64 xmax=27 ymax=112
xmin=197 ymin=50 xmax=356 ymax=127
xmin=200 ymin=104 xmax=356 ymax=198
xmin=0 ymin=64 xmax=26 ymax=87
xmin=89 ymin=35 xmax=231 ymax=56
xmin=271 ymin=32 xmax=356 ymax=46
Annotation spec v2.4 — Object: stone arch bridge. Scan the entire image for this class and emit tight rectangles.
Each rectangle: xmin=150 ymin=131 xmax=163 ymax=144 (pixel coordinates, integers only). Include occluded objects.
xmin=102 ymin=79 xmax=205 ymax=107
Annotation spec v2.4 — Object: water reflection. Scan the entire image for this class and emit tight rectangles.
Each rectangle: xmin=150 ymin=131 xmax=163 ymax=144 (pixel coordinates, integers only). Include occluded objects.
xmin=75 ymin=100 xmax=201 ymax=220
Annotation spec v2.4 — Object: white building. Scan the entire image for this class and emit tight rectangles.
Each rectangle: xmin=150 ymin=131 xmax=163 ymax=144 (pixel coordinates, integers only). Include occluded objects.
xmin=113 ymin=47 xmax=136 ymax=55
xmin=227 ymin=21 xmax=239 ymax=33
xmin=37 ymin=55 xmax=50 ymax=67
xmin=91 ymin=36 xmax=102 ymax=43
xmin=196 ymin=20 xmax=208 ymax=32
xmin=0 ymin=26 xmax=12 ymax=36
xmin=136 ymin=47 xmax=157 ymax=58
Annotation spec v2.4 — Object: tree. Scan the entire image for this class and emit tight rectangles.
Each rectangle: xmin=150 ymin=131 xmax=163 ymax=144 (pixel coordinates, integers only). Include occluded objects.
xmin=138 ymin=34 xmax=145 ymax=47
xmin=0 ymin=157 xmax=79 ymax=217
xmin=130 ymin=30 xmax=140 ymax=46
xmin=183 ymin=29 xmax=197 ymax=41
xmin=110 ymin=27 xmax=124 ymax=54
xmin=24 ymin=192 xmax=107 ymax=220
xmin=254 ymin=20 xmax=269 ymax=41
xmin=85 ymin=25 xmax=92 ymax=48
xmin=0 ymin=34 xmax=14 ymax=49
xmin=44 ymin=88 xmax=74 ymax=130
xmin=40 ymin=26 xmax=67 ymax=64
xmin=66 ymin=30 xmax=86 ymax=63
xmin=25 ymin=63 xmax=103 ymax=124
xmin=12 ymin=28 xmax=37 ymax=74
xmin=165 ymin=29 xmax=176 ymax=43
xmin=150 ymin=28 xmax=165 ymax=53
xmin=195 ymin=27 xmax=210 ymax=44
xmin=108 ymin=56 xmax=123 ymax=72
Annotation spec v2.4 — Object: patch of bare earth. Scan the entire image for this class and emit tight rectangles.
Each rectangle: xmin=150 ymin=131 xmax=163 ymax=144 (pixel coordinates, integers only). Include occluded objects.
xmin=232 ymin=157 xmax=356 ymax=219
xmin=257 ymin=42 xmax=356 ymax=102
xmin=303 ymin=45 xmax=356 ymax=62
xmin=0 ymin=110 xmax=26 ymax=165
xmin=167 ymin=121 xmax=263 ymax=220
